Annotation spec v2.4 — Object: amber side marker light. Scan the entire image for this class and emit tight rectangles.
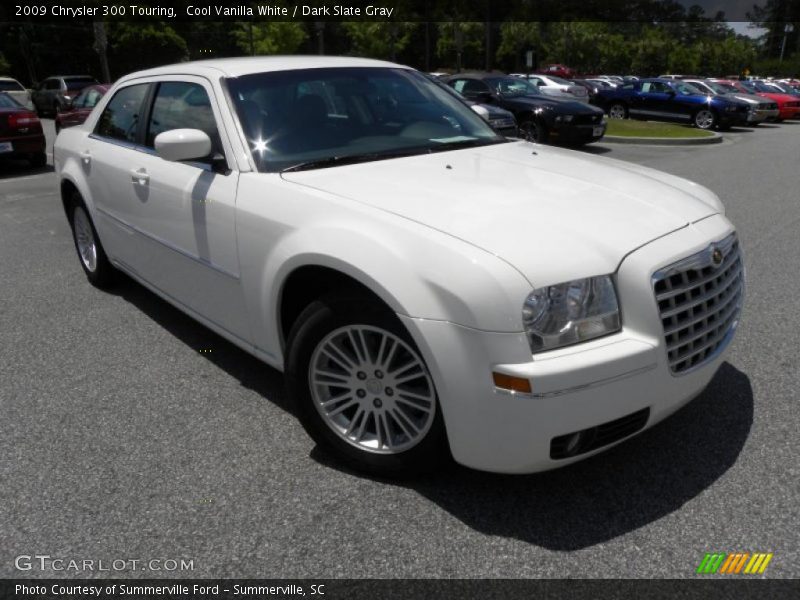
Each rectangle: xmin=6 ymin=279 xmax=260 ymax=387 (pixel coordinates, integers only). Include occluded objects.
xmin=492 ymin=372 xmax=532 ymax=394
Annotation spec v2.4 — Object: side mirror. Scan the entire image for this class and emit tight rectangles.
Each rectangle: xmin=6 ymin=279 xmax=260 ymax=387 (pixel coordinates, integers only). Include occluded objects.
xmin=474 ymin=90 xmax=494 ymax=103
xmin=666 ymin=90 xmax=676 ymax=97
xmin=154 ymin=129 xmax=212 ymax=162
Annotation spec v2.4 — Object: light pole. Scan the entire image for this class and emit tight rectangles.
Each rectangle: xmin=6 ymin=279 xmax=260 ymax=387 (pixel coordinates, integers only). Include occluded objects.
xmin=779 ymin=23 xmax=794 ymax=63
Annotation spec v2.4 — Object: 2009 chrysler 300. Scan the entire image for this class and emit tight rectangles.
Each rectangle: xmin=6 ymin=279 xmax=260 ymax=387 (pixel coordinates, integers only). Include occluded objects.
xmin=54 ymin=57 xmax=744 ymax=475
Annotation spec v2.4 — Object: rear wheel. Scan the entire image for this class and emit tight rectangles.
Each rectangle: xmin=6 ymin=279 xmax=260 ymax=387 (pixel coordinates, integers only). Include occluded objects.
xmin=608 ymin=103 xmax=628 ymax=119
xmin=69 ymin=195 xmax=115 ymax=288
xmin=286 ymin=294 xmax=448 ymax=476
xmin=694 ymin=109 xmax=717 ymax=130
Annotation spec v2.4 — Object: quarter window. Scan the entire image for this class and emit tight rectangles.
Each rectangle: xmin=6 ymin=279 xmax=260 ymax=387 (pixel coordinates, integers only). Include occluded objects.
xmin=145 ymin=81 xmax=221 ymax=155
xmin=95 ymin=84 xmax=149 ymax=143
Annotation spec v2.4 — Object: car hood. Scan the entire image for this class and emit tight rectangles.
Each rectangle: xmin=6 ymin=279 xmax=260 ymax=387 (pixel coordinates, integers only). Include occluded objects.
xmin=281 ymin=141 xmax=721 ymax=287
xmin=504 ymin=95 xmax=598 ymax=114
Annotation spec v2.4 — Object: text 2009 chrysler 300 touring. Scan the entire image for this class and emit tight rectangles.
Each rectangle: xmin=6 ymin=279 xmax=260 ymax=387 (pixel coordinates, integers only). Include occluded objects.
xmin=54 ymin=57 xmax=744 ymax=475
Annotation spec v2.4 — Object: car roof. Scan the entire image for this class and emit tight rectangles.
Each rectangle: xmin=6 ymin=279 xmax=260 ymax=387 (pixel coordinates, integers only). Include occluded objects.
xmin=442 ymin=72 xmax=508 ymax=80
xmin=118 ymin=56 xmax=405 ymax=83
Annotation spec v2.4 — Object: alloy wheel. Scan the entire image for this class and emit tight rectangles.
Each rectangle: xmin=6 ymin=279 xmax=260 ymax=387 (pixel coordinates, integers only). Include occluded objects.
xmin=72 ymin=206 xmax=98 ymax=272
xmin=308 ymin=325 xmax=436 ymax=454
xmin=694 ymin=109 xmax=715 ymax=129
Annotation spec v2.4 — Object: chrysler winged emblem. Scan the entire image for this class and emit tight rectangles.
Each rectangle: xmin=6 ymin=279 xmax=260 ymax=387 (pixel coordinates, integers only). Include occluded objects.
xmin=711 ymin=247 xmax=723 ymax=266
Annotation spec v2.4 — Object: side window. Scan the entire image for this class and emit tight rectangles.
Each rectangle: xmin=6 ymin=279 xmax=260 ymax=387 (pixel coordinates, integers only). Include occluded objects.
xmin=461 ymin=79 xmax=489 ymax=95
xmin=145 ymin=81 xmax=221 ymax=156
xmin=95 ymin=84 xmax=149 ymax=143
xmin=451 ymin=79 xmax=468 ymax=93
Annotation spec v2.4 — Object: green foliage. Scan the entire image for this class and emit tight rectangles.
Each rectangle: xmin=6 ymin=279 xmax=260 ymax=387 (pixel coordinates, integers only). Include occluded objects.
xmin=437 ymin=22 xmax=485 ymax=70
xmin=341 ymin=23 xmax=417 ymax=61
xmin=496 ymin=22 xmax=541 ymax=63
xmin=233 ymin=22 xmax=307 ymax=56
xmin=107 ymin=23 xmax=188 ymax=76
xmin=0 ymin=52 xmax=9 ymax=74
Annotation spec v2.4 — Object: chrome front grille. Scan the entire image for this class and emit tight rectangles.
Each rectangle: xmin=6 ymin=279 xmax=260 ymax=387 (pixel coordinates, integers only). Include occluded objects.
xmin=652 ymin=233 xmax=743 ymax=375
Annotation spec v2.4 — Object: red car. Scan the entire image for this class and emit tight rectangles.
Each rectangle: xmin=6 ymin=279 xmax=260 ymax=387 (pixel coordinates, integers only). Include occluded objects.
xmin=538 ymin=64 xmax=575 ymax=79
xmin=0 ymin=92 xmax=46 ymax=168
xmin=55 ymin=84 xmax=110 ymax=133
xmin=715 ymin=79 xmax=800 ymax=121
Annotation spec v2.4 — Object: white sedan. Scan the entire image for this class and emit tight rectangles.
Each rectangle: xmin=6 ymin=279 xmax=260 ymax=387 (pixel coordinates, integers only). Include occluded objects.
xmin=525 ymin=74 xmax=590 ymax=101
xmin=54 ymin=57 xmax=744 ymax=475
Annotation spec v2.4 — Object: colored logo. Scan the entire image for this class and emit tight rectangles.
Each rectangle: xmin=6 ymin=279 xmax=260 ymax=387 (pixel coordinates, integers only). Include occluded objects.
xmin=696 ymin=552 xmax=773 ymax=575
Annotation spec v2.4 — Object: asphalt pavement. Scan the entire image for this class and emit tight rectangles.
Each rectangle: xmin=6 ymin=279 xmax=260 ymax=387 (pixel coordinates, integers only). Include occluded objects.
xmin=1 ymin=120 xmax=798 ymax=578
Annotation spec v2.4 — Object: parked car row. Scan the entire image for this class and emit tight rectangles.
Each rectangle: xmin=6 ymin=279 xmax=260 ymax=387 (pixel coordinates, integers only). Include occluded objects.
xmin=592 ymin=76 xmax=799 ymax=130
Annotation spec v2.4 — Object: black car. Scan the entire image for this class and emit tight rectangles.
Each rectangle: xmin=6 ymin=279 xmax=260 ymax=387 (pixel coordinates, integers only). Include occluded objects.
xmin=31 ymin=75 xmax=99 ymax=116
xmin=443 ymin=73 xmax=606 ymax=145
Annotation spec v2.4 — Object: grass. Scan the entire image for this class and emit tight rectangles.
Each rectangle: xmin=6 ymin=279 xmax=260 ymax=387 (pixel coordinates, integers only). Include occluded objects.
xmin=606 ymin=119 xmax=716 ymax=138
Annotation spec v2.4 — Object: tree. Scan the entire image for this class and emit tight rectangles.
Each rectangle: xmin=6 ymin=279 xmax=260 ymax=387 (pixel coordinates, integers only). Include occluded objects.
xmin=0 ymin=52 xmax=9 ymax=74
xmin=341 ymin=23 xmax=417 ymax=62
xmin=630 ymin=27 xmax=674 ymax=76
xmin=496 ymin=22 xmax=542 ymax=71
xmin=233 ymin=22 xmax=307 ymax=56
xmin=436 ymin=22 xmax=484 ymax=71
xmin=107 ymin=23 xmax=188 ymax=77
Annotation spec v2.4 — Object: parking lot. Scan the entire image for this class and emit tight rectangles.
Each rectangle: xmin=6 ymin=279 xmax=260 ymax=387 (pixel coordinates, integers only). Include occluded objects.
xmin=1 ymin=119 xmax=798 ymax=578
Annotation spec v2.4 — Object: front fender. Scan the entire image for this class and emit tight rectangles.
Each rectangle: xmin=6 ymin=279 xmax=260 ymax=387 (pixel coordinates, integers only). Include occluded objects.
xmin=234 ymin=174 xmax=532 ymax=364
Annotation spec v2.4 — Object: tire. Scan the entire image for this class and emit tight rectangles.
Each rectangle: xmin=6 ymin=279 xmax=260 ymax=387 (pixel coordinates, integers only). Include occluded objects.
xmin=608 ymin=102 xmax=628 ymax=119
xmin=519 ymin=119 xmax=548 ymax=143
xmin=693 ymin=109 xmax=717 ymax=130
xmin=286 ymin=294 xmax=448 ymax=476
xmin=29 ymin=152 xmax=47 ymax=168
xmin=68 ymin=194 xmax=116 ymax=288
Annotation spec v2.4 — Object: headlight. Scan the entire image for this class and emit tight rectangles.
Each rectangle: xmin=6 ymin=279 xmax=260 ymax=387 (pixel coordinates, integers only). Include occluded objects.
xmin=522 ymin=275 xmax=621 ymax=353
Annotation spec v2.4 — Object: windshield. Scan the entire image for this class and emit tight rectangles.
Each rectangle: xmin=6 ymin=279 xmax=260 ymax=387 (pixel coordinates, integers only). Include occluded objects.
xmin=673 ymin=82 xmax=699 ymax=95
xmin=0 ymin=80 xmax=24 ymax=92
xmin=485 ymin=77 xmax=541 ymax=97
xmin=227 ymin=67 xmax=503 ymax=173
xmin=716 ymin=83 xmax=739 ymax=93
xmin=0 ymin=93 xmax=22 ymax=108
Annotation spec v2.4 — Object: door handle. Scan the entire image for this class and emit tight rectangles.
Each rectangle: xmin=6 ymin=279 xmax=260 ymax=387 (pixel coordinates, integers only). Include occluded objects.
xmin=130 ymin=168 xmax=149 ymax=185
xmin=79 ymin=150 xmax=91 ymax=164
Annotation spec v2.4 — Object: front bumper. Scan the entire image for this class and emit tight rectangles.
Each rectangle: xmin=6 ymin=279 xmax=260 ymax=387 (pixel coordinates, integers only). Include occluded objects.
xmin=549 ymin=121 xmax=606 ymax=145
xmin=748 ymin=107 xmax=779 ymax=123
xmin=402 ymin=213 xmax=739 ymax=474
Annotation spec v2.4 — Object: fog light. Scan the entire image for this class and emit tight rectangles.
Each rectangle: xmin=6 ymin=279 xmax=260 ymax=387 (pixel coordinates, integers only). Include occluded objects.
xmin=492 ymin=372 xmax=532 ymax=394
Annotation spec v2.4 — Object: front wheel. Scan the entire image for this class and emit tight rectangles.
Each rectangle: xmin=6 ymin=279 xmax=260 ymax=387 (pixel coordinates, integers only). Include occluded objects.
xmin=608 ymin=103 xmax=628 ymax=119
xmin=519 ymin=119 xmax=548 ymax=143
xmin=694 ymin=109 xmax=717 ymax=130
xmin=286 ymin=294 xmax=448 ymax=476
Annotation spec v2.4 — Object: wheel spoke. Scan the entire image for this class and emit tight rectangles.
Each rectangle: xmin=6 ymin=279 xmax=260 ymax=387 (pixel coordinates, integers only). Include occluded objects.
xmin=396 ymin=395 xmax=433 ymax=413
xmin=326 ymin=398 xmax=358 ymax=417
xmin=321 ymin=344 xmax=355 ymax=372
xmin=312 ymin=369 xmax=350 ymax=386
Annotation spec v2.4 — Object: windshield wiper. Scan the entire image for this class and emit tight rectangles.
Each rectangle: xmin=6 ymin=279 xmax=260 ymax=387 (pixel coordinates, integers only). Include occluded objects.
xmin=281 ymin=148 xmax=427 ymax=173
xmin=427 ymin=138 xmax=508 ymax=153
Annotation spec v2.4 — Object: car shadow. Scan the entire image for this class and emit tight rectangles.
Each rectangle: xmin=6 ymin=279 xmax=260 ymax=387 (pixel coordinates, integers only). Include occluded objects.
xmin=576 ymin=144 xmax=613 ymax=155
xmin=106 ymin=274 xmax=294 ymax=415
xmin=313 ymin=362 xmax=753 ymax=551
xmin=0 ymin=160 xmax=53 ymax=180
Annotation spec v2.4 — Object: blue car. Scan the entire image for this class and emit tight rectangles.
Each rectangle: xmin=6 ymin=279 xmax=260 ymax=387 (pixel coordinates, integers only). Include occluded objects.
xmin=594 ymin=78 xmax=750 ymax=130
